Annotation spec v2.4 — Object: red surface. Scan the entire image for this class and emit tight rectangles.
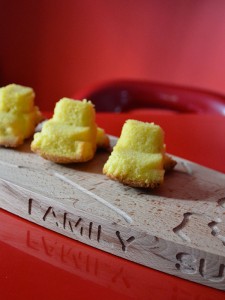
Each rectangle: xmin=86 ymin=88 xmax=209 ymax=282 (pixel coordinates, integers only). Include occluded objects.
xmin=0 ymin=113 xmax=225 ymax=299
xmin=1 ymin=1 xmax=225 ymax=111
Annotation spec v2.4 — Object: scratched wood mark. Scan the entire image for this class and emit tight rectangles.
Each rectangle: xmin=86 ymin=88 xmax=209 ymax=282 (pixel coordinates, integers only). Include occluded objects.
xmin=0 ymin=136 xmax=225 ymax=290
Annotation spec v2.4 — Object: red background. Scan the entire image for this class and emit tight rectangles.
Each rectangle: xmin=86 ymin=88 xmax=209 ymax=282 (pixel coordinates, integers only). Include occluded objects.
xmin=1 ymin=0 xmax=225 ymax=111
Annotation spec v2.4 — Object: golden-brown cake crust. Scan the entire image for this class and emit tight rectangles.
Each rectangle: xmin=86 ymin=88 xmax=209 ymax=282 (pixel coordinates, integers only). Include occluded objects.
xmin=103 ymin=170 xmax=162 ymax=189
xmin=31 ymin=142 xmax=94 ymax=164
xmin=31 ymin=149 xmax=92 ymax=164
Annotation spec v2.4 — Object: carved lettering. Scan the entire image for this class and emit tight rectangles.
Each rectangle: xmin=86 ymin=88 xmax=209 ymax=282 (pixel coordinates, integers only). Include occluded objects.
xmin=88 ymin=222 xmax=93 ymax=239
xmin=28 ymin=198 xmax=33 ymax=215
xmin=63 ymin=213 xmax=74 ymax=232
xmin=116 ymin=231 xmax=135 ymax=252
xmin=63 ymin=212 xmax=102 ymax=242
xmin=176 ymin=252 xmax=225 ymax=282
xmin=173 ymin=211 xmax=225 ymax=247
xmin=173 ymin=213 xmax=192 ymax=242
xmin=43 ymin=206 xmax=59 ymax=227
xmin=208 ymin=220 xmax=225 ymax=246
xmin=75 ymin=218 xmax=82 ymax=227
xmin=27 ymin=198 xmax=144 ymax=253
xmin=176 ymin=253 xmax=198 ymax=274
xmin=97 ymin=225 xmax=101 ymax=243
xmin=63 ymin=213 xmax=84 ymax=235
xmin=199 ymin=258 xmax=225 ymax=282
xmin=80 ymin=226 xmax=83 ymax=236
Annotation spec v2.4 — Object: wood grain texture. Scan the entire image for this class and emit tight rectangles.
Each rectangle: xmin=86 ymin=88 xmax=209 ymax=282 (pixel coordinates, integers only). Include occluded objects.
xmin=0 ymin=136 xmax=225 ymax=290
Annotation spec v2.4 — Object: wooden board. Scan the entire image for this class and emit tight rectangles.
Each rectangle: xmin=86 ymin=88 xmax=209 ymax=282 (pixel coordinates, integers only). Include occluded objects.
xmin=0 ymin=136 xmax=225 ymax=290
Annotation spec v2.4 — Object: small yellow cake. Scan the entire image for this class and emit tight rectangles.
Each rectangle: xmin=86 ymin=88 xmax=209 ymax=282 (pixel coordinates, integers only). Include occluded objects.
xmin=0 ymin=84 xmax=43 ymax=147
xmin=31 ymin=98 xmax=98 ymax=163
xmin=103 ymin=119 xmax=176 ymax=188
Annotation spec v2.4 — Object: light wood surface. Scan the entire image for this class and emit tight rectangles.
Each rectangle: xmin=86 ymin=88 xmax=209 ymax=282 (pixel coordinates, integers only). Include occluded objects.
xmin=0 ymin=136 xmax=225 ymax=290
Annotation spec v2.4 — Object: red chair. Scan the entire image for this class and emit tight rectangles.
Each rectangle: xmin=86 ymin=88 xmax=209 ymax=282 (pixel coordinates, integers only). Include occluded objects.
xmin=73 ymin=80 xmax=225 ymax=115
